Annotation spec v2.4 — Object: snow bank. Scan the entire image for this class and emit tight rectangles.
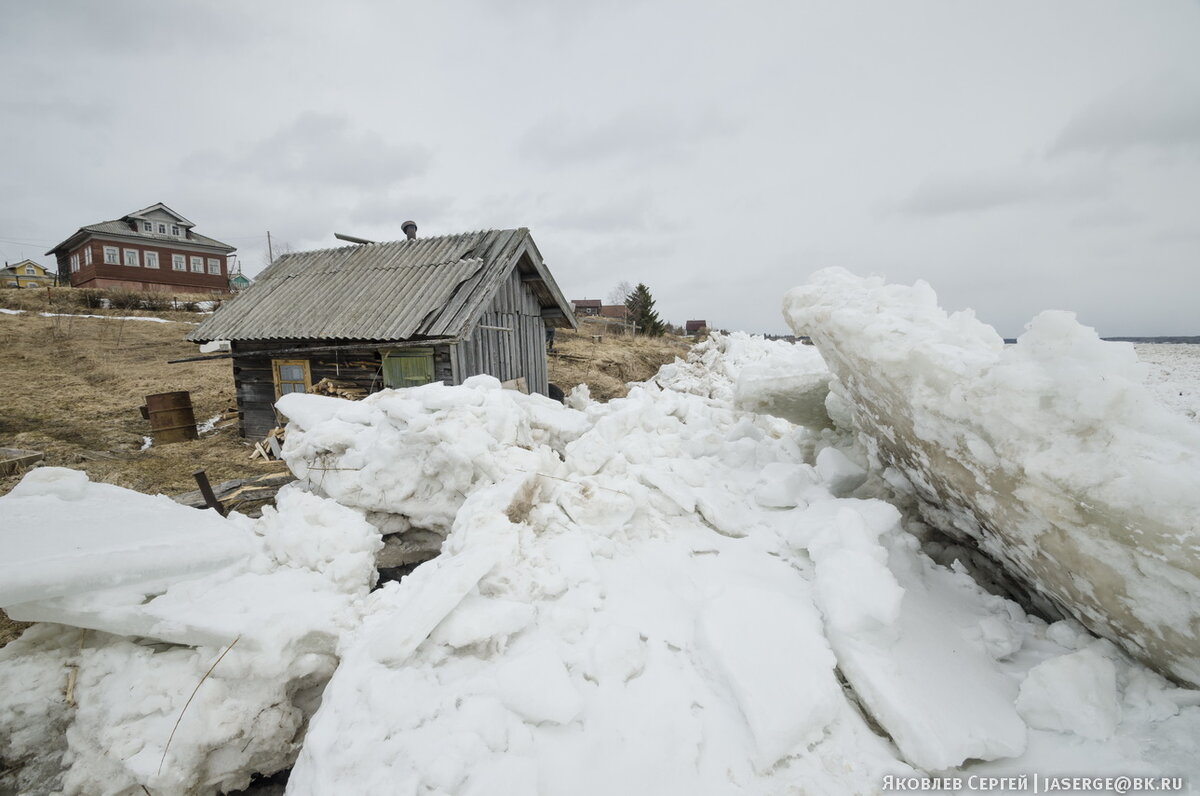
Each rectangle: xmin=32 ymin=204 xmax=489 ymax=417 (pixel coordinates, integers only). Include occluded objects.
xmin=286 ymin=385 xmax=910 ymax=794
xmin=654 ymin=331 xmax=832 ymax=427
xmin=785 ymin=268 xmax=1200 ymax=687
xmin=0 ymin=476 xmax=381 ymax=795
xmin=0 ymin=468 xmax=251 ymax=605
xmin=4 ymin=322 xmax=1199 ymax=792
xmin=277 ymin=375 xmax=588 ymax=538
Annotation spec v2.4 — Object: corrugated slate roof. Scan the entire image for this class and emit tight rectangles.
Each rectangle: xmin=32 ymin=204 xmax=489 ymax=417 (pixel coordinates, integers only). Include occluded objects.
xmin=187 ymin=228 xmax=575 ymax=343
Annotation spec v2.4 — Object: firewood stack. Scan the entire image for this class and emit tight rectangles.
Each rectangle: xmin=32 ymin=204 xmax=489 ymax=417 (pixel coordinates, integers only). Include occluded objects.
xmin=312 ymin=378 xmax=369 ymax=400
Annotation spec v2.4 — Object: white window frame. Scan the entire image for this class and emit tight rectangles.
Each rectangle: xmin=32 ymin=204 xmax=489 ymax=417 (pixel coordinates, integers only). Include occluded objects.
xmin=158 ymin=223 xmax=167 ymax=234
xmin=124 ymin=248 xmax=140 ymax=267
xmin=84 ymin=246 xmax=92 ymax=266
xmin=190 ymin=256 xmax=204 ymax=273
xmin=172 ymin=254 xmax=186 ymax=271
xmin=144 ymin=251 xmax=159 ymax=269
xmin=142 ymin=221 xmax=153 ymax=232
xmin=207 ymin=258 xmax=221 ymax=275
xmin=103 ymin=246 xmax=119 ymax=264
xmin=172 ymin=225 xmax=181 ymax=236
xmin=68 ymin=257 xmax=78 ymax=273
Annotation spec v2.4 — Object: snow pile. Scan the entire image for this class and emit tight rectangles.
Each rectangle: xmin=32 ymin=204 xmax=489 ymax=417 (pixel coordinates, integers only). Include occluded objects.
xmin=785 ymin=268 xmax=1200 ymax=687
xmin=284 ymin=381 xmax=914 ymax=794
xmin=277 ymin=376 xmax=589 ymax=538
xmin=654 ymin=331 xmax=833 ymax=427
xmin=278 ymin=335 xmax=1196 ymax=791
xmin=0 ymin=475 xmax=381 ymax=795
xmin=3 ymin=320 xmax=1199 ymax=793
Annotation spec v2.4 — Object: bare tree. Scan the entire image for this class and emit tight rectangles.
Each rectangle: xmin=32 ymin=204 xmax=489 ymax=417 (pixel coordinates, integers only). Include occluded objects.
xmin=607 ymin=280 xmax=634 ymax=306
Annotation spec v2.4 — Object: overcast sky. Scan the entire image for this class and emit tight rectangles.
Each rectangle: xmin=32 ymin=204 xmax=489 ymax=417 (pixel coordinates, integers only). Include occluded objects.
xmin=3 ymin=1 xmax=1198 ymax=337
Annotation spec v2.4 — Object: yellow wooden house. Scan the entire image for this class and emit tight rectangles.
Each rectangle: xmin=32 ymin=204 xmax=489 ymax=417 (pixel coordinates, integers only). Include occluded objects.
xmin=1 ymin=259 xmax=55 ymax=288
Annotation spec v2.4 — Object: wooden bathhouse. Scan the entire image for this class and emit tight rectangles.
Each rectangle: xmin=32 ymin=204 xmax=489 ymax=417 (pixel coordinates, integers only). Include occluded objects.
xmin=187 ymin=227 xmax=577 ymax=438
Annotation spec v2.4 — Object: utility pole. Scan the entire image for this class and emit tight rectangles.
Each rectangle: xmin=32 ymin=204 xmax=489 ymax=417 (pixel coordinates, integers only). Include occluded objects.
xmin=267 ymin=231 xmax=274 ymax=263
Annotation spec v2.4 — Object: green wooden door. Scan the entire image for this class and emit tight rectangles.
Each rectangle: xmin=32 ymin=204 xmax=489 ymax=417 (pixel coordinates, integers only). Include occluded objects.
xmin=383 ymin=348 xmax=435 ymax=388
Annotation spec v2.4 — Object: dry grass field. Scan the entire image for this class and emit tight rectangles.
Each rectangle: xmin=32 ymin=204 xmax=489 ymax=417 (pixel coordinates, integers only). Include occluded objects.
xmin=0 ymin=290 xmax=693 ymax=645
xmin=549 ymin=317 xmax=691 ymax=400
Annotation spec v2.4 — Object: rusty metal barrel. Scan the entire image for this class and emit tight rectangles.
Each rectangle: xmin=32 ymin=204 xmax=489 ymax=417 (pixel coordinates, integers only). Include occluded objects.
xmin=143 ymin=391 xmax=199 ymax=444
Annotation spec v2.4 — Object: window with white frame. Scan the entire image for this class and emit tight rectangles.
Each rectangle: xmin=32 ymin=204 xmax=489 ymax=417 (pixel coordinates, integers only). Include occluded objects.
xmin=172 ymin=225 xmax=181 ymax=236
xmin=207 ymin=258 xmax=221 ymax=275
xmin=26 ymin=264 xmax=36 ymax=275
xmin=124 ymin=249 xmax=140 ymax=267
xmin=142 ymin=221 xmax=152 ymax=232
xmin=144 ymin=251 xmax=159 ymax=269
xmin=84 ymin=246 xmax=92 ymax=266
xmin=69 ymin=257 xmax=79 ymax=272
xmin=158 ymin=223 xmax=167 ymax=234
xmin=172 ymin=254 xmax=186 ymax=271
xmin=103 ymin=246 xmax=119 ymax=264
xmin=190 ymin=256 xmax=203 ymax=273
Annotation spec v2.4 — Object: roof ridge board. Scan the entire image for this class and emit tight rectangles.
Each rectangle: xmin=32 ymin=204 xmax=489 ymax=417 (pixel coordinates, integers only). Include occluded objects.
xmin=278 ymin=256 xmax=482 ymax=275
xmin=270 ymin=228 xmax=513 ymax=261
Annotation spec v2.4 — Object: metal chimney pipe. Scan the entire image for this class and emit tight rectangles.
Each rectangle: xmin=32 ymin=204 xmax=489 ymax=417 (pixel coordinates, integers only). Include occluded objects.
xmin=402 ymin=220 xmax=418 ymax=240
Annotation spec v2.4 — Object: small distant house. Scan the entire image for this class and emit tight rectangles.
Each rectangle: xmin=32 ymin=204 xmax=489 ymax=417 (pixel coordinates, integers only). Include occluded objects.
xmin=1 ymin=259 xmax=55 ymax=288
xmin=686 ymin=320 xmax=708 ymax=336
xmin=188 ymin=227 xmax=577 ymax=438
xmin=598 ymin=305 xmax=628 ymax=320
xmin=572 ymin=299 xmax=602 ymax=316
xmin=46 ymin=203 xmax=236 ymax=294
xmin=228 ymin=265 xmax=252 ymax=292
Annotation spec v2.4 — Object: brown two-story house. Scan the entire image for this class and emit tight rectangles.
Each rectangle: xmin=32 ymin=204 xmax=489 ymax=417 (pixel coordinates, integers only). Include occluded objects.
xmin=47 ymin=203 xmax=236 ymax=293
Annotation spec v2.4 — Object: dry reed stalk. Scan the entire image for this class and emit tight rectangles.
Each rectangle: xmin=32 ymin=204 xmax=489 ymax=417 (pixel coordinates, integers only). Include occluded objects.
xmin=157 ymin=635 xmax=241 ymax=776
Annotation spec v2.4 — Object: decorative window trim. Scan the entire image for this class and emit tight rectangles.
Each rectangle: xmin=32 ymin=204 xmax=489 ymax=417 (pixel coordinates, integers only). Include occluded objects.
xmin=190 ymin=256 xmax=204 ymax=273
xmin=172 ymin=225 xmax=181 ymax=236
xmin=172 ymin=254 xmax=186 ymax=271
xmin=124 ymin=249 xmax=140 ymax=267
xmin=142 ymin=221 xmax=153 ymax=232
xmin=158 ymin=223 xmax=167 ymax=234
xmin=144 ymin=251 xmax=159 ymax=269
xmin=103 ymin=246 xmax=119 ymax=264
xmin=207 ymin=258 xmax=221 ymax=275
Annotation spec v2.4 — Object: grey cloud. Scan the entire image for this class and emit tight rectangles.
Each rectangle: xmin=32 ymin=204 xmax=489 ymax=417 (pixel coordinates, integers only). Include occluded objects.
xmin=189 ymin=112 xmax=431 ymax=192
xmin=517 ymin=107 xmax=740 ymax=168
xmin=539 ymin=191 xmax=661 ymax=234
xmin=1051 ymin=78 xmax=1200 ymax=156
xmin=893 ymin=166 xmax=1107 ymax=218
xmin=1070 ymin=205 xmax=1142 ymax=229
xmin=346 ymin=195 xmax=457 ymax=232
xmin=0 ymin=2 xmax=251 ymax=55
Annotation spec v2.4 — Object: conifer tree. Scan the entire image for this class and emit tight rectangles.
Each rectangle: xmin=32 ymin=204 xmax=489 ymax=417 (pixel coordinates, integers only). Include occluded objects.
xmin=625 ymin=283 xmax=666 ymax=336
